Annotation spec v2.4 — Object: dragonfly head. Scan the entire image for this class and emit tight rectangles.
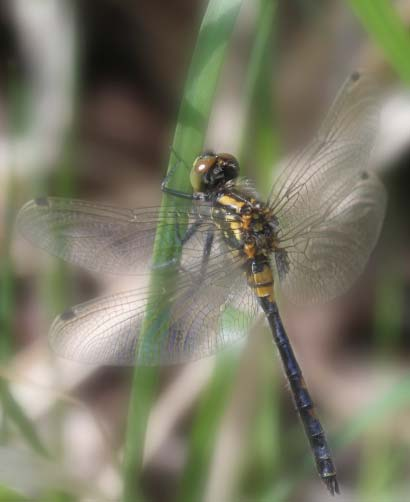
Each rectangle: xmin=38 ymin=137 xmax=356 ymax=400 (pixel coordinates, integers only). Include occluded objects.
xmin=190 ymin=152 xmax=239 ymax=192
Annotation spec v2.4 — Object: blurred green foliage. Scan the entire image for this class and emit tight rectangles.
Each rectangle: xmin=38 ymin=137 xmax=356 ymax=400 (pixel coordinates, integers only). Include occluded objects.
xmin=346 ymin=2 xmax=410 ymax=499
xmin=2 ymin=0 xmax=410 ymax=500
xmin=349 ymin=0 xmax=410 ymax=83
xmin=122 ymin=1 xmax=244 ymax=501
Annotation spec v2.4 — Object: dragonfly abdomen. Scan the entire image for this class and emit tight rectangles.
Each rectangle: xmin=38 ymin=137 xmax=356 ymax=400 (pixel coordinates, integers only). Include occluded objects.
xmin=246 ymin=256 xmax=275 ymax=303
xmin=258 ymin=297 xmax=339 ymax=495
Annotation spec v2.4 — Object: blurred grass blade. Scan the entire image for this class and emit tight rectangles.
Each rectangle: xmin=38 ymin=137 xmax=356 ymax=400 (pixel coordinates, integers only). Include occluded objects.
xmin=374 ymin=268 xmax=403 ymax=354
xmin=240 ymin=0 xmax=279 ymax=190
xmin=122 ymin=1 xmax=243 ymax=501
xmin=237 ymin=2 xmax=280 ymax=499
xmin=0 ymin=485 xmax=27 ymax=502
xmin=0 ymin=446 xmax=86 ymax=500
xmin=0 ymin=380 xmax=50 ymax=458
xmin=165 ymin=0 xmax=245 ymax=188
xmin=240 ymin=347 xmax=280 ymax=500
xmin=358 ymin=427 xmax=401 ymax=500
xmin=178 ymin=353 xmax=239 ymax=502
xmin=0 ymin=180 xmax=16 ymax=363
xmin=180 ymin=1 xmax=278 ymax=500
xmin=348 ymin=0 xmax=410 ymax=84
xmin=335 ymin=375 xmax=410 ymax=448
xmin=0 ymin=67 xmax=49 ymax=460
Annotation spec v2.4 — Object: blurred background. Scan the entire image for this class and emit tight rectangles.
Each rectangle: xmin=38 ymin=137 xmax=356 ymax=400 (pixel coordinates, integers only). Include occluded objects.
xmin=1 ymin=0 xmax=410 ymax=501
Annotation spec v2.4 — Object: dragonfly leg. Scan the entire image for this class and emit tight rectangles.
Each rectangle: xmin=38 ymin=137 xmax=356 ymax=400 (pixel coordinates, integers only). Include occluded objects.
xmin=176 ymin=219 xmax=203 ymax=246
xmin=259 ymin=297 xmax=340 ymax=495
xmin=161 ymin=220 xmax=212 ymax=276
xmin=178 ymin=227 xmax=214 ymax=281
xmin=161 ymin=181 xmax=194 ymax=200
xmin=161 ymin=153 xmax=207 ymax=200
xmin=180 ymin=229 xmax=214 ymax=353
xmin=200 ymin=229 xmax=214 ymax=275
xmin=153 ymin=220 xmax=203 ymax=271
xmin=162 ymin=181 xmax=206 ymax=200
xmin=161 ymin=161 xmax=203 ymax=200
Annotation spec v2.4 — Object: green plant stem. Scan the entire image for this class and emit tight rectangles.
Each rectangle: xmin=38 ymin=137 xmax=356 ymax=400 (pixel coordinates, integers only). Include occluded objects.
xmin=178 ymin=1 xmax=278 ymax=499
xmin=237 ymin=2 xmax=280 ymax=499
xmin=240 ymin=0 xmax=279 ymax=191
xmin=0 ymin=66 xmax=50 ymax=459
xmin=348 ymin=0 xmax=410 ymax=84
xmin=122 ymin=1 xmax=243 ymax=501
xmin=0 ymin=381 xmax=50 ymax=458
xmin=374 ymin=268 xmax=403 ymax=355
xmin=240 ymin=337 xmax=280 ymax=501
xmin=178 ymin=353 xmax=239 ymax=502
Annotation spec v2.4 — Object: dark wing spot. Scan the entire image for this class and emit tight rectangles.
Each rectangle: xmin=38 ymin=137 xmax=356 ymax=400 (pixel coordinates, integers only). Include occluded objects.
xmin=351 ymin=71 xmax=360 ymax=82
xmin=60 ymin=308 xmax=76 ymax=321
xmin=360 ymin=170 xmax=369 ymax=180
xmin=34 ymin=197 xmax=50 ymax=207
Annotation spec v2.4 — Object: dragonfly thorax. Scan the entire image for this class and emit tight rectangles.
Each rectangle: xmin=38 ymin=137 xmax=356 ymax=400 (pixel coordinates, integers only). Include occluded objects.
xmin=212 ymin=190 xmax=277 ymax=258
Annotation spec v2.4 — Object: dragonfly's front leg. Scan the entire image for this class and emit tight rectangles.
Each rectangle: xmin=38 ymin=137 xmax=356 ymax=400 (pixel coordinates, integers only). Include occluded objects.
xmin=200 ymin=229 xmax=214 ymax=275
xmin=176 ymin=219 xmax=203 ymax=246
xmin=175 ymin=225 xmax=214 ymax=282
xmin=154 ymin=219 xmax=203 ymax=271
xmin=161 ymin=162 xmax=204 ymax=201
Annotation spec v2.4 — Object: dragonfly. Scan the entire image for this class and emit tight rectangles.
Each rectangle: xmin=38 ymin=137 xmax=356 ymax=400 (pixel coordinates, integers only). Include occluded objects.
xmin=17 ymin=72 xmax=386 ymax=495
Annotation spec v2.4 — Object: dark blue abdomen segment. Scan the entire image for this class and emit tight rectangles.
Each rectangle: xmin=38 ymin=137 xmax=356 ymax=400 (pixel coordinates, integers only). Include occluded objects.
xmin=258 ymin=297 xmax=339 ymax=494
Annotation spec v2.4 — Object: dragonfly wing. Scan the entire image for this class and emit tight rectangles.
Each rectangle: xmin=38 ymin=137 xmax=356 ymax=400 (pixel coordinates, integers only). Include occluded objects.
xmin=268 ymin=72 xmax=387 ymax=304
xmin=17 ymin=197 xmax=216 ymax=275
xmin=317 ymin=71 xmax=377 ymax=145
xmin=48 ymin=250 xmax=259 ymax=365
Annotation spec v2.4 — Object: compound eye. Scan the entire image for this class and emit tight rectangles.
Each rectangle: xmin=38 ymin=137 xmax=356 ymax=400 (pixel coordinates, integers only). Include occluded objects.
xmin=190 ymin=154 xmax=217 ymax=191
xmin=217 ymin=152 xmax=239 ymax=167
xmin=193 ymin=155 xmax=217 ymax=174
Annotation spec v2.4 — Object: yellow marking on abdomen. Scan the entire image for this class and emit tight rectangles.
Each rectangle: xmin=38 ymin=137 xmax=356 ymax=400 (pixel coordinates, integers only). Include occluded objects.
xmin=248 ymin=263 xmax=275 ymax=302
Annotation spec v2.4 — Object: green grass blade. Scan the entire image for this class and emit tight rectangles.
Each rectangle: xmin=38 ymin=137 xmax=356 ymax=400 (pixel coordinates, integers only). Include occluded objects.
xmin=0 ymin=380 xmax=50 ymax=458
xmin=168 ymin=0 xmax=245 ymax=187
xmin=178 ymin=1 xmax=278 ymax=499
xmin=240 ymin=346 xmax=280 ymax=500
xmin=0 ymin=485 xmax=28 ymax=502
xmin=0 ymin=179 xmax=16 ymax=363
xmin=237 ymin=2 xmax=280 ymax=498
xmin=358 ymin=427 xmax=401 ymax=500
xmin=122 ymin=1 xmax=243 ymax=501
xmin=0 ymin=69 xmax=50 ymax=460
xmin=335 ymin=375 xmax=410 ymax=448
xmin=240 ymin=0 xmax=279 ymax=190
xmin=178 ymin=353 xmax=239 ymax=502
xmin=373 ymin=267 xmax=403 ymax=354
xmin=348 ymin=0 xmax=410 ymax=84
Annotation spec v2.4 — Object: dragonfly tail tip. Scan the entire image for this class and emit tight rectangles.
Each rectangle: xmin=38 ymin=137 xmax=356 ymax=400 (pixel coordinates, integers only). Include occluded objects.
xmin=323 ymin=475 xmax=340 ymax=496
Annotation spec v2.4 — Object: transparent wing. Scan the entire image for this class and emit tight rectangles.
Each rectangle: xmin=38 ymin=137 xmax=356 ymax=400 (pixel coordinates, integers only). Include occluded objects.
xmin=268 ymin=72 xmax=387 ymax=304
xmin=317 ymin=70 xmax=377 ymax=145
xmin=17 ymin=197 xmax=220 ymax=275
xmin=48 ymin=250 xmax=260 ymax=365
